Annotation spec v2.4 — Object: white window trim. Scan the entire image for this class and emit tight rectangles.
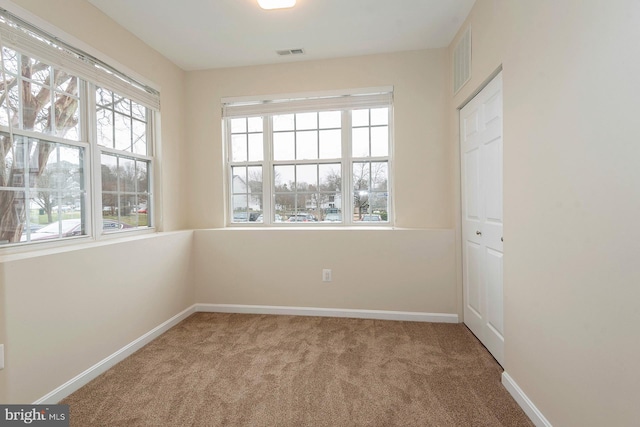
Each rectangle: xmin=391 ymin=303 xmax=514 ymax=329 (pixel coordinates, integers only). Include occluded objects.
xmin=223 ymin=89 xmax=394 ymax=227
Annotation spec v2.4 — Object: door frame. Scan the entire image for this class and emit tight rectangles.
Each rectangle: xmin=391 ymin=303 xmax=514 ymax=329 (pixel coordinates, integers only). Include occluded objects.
xmin=454 ymin=65 xmax=504 ymax=325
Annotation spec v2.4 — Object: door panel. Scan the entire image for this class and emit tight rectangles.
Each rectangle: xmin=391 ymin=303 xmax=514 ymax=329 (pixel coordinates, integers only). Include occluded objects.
xmin=460 ymin=71 xmax=504 ymax=366
xmin=465 ymin=148 xmax=481 ymax=220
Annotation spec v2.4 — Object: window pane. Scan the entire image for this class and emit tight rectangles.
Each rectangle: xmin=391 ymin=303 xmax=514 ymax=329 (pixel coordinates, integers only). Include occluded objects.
xmin=101 ymin=154 xmax=118 ymax=192
xmin=54 ymin=70 xmax=78 ymax=96
xmin=296 ymin=112 xmax=317 ymax=130
xmin=275 ymin=192 xmax=294 ymax=219
xmin=119 ymin=157 xmax=136 ymax=193
xmin=371 ymin=162 xmax=388 ymax=190
xmin=231 ymin=166 xmax=247 ymax=193
xmin=274 ymin=164 xmax=294 ymax=190
xmin=352 ymin=128 xmax=369 ymax=157
xmin=114 ymin=112 xmax=132 ymax=152
xmin=113 ymin=94 xmax=131 ymax=115
xmin=353 ymin=162 xmax=370 ymax=191
xmin=131 ymin=101 xmax=146 ymax=121
xmin=230 ymin=118 xmax=246 ymax=133
xmin=353 ymin=190 xmax=370 ymax=219
xmin=371 ymin=126 xmax=388 ymax=157
xmin=97 ymin=108 xmax=114 ymax=148
xmin=352 ymin=109 xmax=369 ymax=127
xmin=371 ymin=162 xmax=389 ymax=191
xmin=319 ymin=111 xmax=341 ymax=129
xmin=96 ymin=87 xmax=112 ymax=106
xmin=247 ymin=117 xmax=262 ymax=132
xmin=23 ymin=82 xmax=52 ymax=134
xmin=319 ymin=129 xmax=341 ymax=159
xmin=273 ymin=114 xmax=294 ymax=131
xmin=296 ymin=130 xmax=318 ymax=160
xmin=296 ymin=164 xmax=317 ymax=191
xmin=295 ymin=193 xmax=317 ymax=219
xmin=231 ymin=134 xmax=247 ymax=162
xmin=249 ymin=194 xmax=263 ymax=221
xmin=23 ymin=56 xmax=50 ymax=84
xmin=2 ymin=47 xmax=18 ymax=75
xmin=369 ymin=192 xmax=389 ymax=220
xmin=101 ymin=154 xmax=150 ymax=230
xmin=248 ymin=133 xmax=263 ymax=161
xmin=319 ymin=164 xmax=341 ymax=191
xmin=136 ymin=161 xmax=149 ymax=194
xmin=102 ymin=192 xmax=118 ymax=218
xmin=247 ymin=166 xmax=262 ymax=195
xmin=0 ymin=76 xmax=17 ymax=126
xmin=54 ymin=93 xmax=80 ymax=140
xmin=119 ymin=194 xmax=138 ymax=227
xmin=132 ymin=119 xmax=147 ymax=155
xmin=273 ymin=132 xmax=294 ymax=161
xmin=0 ymin=137 xmax=86 ymax=245
xmin=319 ymin=193 xmax=341 ymax=222
xmin=370 ymin=108 xmax=389 ymax=126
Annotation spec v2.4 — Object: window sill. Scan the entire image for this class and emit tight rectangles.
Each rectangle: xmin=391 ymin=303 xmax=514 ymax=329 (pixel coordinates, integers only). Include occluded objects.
xmin=0 ymin=229 xmax=189 ymax=263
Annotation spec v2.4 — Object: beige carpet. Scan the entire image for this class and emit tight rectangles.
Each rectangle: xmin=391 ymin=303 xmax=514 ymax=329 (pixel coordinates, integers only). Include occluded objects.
xmin=62 ymin=313 xmax=533 ymax=426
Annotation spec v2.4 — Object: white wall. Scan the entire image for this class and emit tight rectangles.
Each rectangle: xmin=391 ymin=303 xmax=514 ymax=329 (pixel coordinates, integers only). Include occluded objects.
xmin=450 ymin=1 xmax=640 ymax=425
xmin=186 ymin=49 xmax=451 ymax=229
xmin=194 ymin=229 xmax=456 ymax=314
xmin=185 ymin=50 xmax=459 ymax=317
xmin=0 ymin=232 xmax=194 ymax=403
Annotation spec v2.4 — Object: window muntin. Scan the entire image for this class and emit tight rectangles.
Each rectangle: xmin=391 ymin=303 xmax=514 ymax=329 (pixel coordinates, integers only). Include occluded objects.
xmin=226 ymin=102 xmax=391 ymax=226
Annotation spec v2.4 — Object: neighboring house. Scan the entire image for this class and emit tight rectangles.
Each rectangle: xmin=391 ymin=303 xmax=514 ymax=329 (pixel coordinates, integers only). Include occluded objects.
xmin=232 ymin=175 xmax=261 ymax=212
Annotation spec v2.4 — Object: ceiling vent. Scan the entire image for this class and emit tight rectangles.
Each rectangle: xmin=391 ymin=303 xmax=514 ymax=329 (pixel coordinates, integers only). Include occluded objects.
xmin=276 ymin=48 xmax=305 ymax=56
xmin=453 ymin=27 xmax=471 ymax=94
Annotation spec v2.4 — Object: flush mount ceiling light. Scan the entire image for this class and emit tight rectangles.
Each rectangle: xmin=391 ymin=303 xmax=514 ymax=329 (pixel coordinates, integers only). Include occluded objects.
xmin=258 ymin=0 xmax=296 ymax=10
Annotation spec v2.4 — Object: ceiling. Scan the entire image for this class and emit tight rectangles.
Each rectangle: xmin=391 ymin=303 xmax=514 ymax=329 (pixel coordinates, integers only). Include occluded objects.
xmin=88 ymin=0 xmax=475 ymax=71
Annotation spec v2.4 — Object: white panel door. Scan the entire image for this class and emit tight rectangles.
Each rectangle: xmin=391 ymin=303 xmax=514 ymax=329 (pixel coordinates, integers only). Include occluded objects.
xmin=460 ymin=72 xmax=504 ymax=365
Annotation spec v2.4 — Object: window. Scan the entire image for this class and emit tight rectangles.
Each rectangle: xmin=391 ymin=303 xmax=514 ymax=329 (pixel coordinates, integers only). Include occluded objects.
xmin=96 ymin=88 xmax=152 ymax=229
xmin=224 ymin=89 xmax=392 ymax=225
xmin=0 ymin=10 xmax=159 ymax=247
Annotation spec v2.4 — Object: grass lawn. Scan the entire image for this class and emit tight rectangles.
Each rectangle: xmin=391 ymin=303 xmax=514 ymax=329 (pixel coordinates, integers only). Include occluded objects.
xmin=30 ymin=210 xmax=148 ymax=227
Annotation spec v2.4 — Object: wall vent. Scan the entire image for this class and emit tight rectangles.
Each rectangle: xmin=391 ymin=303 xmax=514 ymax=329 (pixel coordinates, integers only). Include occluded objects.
xmin=453 ymin=27 xmax=471 ymax=94
xmin=276 ymin=48 xmax=305 ymax=56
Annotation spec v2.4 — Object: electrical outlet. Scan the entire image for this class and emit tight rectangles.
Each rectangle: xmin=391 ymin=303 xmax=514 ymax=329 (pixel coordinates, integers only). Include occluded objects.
xmin=322 ymin=269 xmax=332 ymax=282
xmin=0 ymin=344 xmax=4 ymax=370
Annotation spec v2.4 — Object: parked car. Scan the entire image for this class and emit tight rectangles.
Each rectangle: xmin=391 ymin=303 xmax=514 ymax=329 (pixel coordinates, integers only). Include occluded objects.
xmin=21 ymin=219 xmax=132 ymax=242
xmin=323 ymin=213 xmax=342 ymax=222
xmin=360 ymin=214 xmax=382 ymax=222
xmin=286 ymin=214 xmax=317 ymax=222
xmin=232 ymin=212 xmax=261 ymax=222
xmin=255 ymin=214 xmax=283 ymax=223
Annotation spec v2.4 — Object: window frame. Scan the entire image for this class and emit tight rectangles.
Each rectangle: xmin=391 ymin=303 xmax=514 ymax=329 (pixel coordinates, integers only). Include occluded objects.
xmin=90 ymin=84 xmax=156 ymax=239
xmin=224 ymin=91 xmax=394 ymax=227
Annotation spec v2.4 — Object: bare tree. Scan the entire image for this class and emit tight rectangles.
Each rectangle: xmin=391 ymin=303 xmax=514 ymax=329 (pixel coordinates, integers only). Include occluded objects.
xmin=0 ymin=53 xmax=79 ymax=242
xmin=33 ymin=160 xmax=80 ymax=223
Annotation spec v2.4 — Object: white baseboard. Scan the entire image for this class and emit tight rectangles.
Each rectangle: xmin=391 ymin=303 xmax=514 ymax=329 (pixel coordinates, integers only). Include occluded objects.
xmin=33 ymin=304 xmax=197 ymax=404
xmin=34 ymin=303 xmax=457 ymax=404
xmin=502 ymin=372 xmax=552 ymax=427
xmin=196 ymin=303 xmax=459 ymax=323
